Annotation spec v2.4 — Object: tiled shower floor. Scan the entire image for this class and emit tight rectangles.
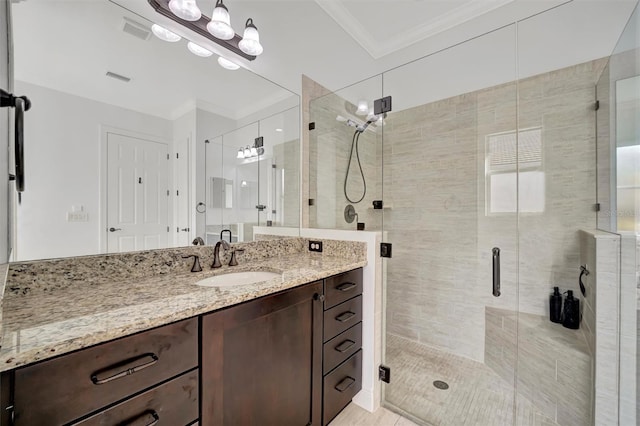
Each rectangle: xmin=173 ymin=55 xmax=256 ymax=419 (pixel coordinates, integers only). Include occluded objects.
xmin=383 ymin=334 xmax=561 ymax=426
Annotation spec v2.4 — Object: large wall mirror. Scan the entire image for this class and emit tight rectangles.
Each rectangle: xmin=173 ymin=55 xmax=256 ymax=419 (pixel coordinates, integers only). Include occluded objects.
xmin=11 ymin=0 xmax=300 ymax=261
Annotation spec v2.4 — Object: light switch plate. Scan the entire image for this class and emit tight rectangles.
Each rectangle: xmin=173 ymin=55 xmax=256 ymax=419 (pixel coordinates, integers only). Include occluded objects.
xmin=67 ymin=212 xmax=89 ymax=222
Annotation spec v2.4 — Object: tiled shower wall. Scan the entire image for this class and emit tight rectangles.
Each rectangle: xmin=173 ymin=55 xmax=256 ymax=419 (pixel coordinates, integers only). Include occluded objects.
xmin=383 ymin=59 xmax=605 ymax=362
xmin=309 ymin=93 xmax=382 ymax=232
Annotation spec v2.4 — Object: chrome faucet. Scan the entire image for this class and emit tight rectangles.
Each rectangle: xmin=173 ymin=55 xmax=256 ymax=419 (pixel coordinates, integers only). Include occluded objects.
xmin=212 ymin=240 xmax=230 ymax=268
xmin=192 ymin=237 xmax=205 ymax=246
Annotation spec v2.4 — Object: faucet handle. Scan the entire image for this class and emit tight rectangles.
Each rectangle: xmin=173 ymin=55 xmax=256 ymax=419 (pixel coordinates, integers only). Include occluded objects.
xmin=229 ymin=249 xmax=245 ymax=266
xmin=182 ymin=255 xmax=202 ymax=273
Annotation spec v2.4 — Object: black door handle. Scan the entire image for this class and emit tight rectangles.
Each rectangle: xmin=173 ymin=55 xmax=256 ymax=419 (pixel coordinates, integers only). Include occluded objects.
xmin=492 ymin=247 xmax=501 ymax=297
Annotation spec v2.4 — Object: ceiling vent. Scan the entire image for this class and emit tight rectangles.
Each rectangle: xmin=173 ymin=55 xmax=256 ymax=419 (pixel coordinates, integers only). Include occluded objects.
xmin=121 ymin=17 xmax=151 ymax=41
xmin=106 ymin=71 xmax=131 ymax=83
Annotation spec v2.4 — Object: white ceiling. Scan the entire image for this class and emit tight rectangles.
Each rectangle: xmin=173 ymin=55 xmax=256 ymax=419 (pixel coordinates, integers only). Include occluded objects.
xmin=11 ymin=0 xmax=639 ymax=121
xmin=314 ymin=0 xmax=515 ymax=59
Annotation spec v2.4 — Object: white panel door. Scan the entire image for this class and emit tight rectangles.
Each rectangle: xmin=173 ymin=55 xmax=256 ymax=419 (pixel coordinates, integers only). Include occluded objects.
xmin=175 ymin=136 xmax=191 ymax=246
xmin=107 ymin=133 xmax=168 ymax=252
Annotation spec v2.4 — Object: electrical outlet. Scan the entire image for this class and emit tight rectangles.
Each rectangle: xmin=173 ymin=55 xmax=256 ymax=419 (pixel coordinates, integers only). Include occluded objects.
xmin=308 ymin=240 xmax=323 ymax=252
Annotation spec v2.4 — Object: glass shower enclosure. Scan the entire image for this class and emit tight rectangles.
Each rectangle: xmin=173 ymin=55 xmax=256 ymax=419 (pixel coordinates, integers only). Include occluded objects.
xmin=308 ymin=1 xmax=630 ymax=423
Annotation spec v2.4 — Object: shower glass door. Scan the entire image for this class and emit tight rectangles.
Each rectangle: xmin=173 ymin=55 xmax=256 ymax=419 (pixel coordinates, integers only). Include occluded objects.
xmin=380 ymin=24 xmax=521 ymax=425
xmin=308 ymin=75 xmax=383 ymax=232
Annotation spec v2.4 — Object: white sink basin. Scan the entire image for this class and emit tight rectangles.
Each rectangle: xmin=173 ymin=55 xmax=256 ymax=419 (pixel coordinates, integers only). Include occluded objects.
xmin=195 ymin=271 xmax=282 ymax=287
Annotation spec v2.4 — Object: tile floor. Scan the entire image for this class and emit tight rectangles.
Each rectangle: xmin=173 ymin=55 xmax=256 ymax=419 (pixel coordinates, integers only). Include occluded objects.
xmin=329 ymin=403 xmax=419 ymax=426
xmin=383 ymin=334 xmax=560 ymax=426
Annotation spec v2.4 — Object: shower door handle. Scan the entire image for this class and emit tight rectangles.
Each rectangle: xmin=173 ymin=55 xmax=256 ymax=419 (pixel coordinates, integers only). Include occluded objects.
xmin=492 ymin=247 xmax=501 ymax=297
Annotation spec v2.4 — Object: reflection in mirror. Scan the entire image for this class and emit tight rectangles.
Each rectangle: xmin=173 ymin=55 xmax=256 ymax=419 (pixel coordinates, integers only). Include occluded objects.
xmin=11 ymin=0 xmax=300 ymax=261
xmin=205 ymin=106 xmax=300 ymax=243
xmin=616 ymin=75 xmax=640 ymax=231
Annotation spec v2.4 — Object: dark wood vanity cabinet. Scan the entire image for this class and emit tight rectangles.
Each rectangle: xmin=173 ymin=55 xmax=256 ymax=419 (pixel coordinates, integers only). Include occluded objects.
xmin=1 ymin=267 xmax=364 ymax=426
xmin=322 ymin=268 xmax=364 ymax=425
xmin=201 ymin=280 xmax=324 ymax=426
xmin=9 ymin=317 xmax=199 ymax=425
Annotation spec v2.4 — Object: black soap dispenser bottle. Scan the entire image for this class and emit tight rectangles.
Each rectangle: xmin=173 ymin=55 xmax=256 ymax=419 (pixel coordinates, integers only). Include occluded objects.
xmin=549 ymin=287 xmax=562 ymax=323
xmin=562 ymin=290 xmax=580 ymax=330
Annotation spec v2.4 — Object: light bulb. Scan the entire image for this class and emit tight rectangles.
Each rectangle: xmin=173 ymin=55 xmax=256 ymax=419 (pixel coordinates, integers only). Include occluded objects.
xmin=168 ymin=0 xmax=201 ymax=21
xmin=250 ymin=146 xmax=258 ymax=157
xmin=218 ymin=57 xmax=240 ymax=70
xmin=239 ymin=18 xmax=263 ymax=56
xmin=151 ymin=24 xmax=181 ymax=42
xmin=207 ymin=0 xmax=235 ymax=40
xmin=187 ymin=42 xmax=213 ymax=57
xmin=244 ymin=146 xmax=251 ymax=157
xmin=237 ymin=148 xmax=244 ymax=159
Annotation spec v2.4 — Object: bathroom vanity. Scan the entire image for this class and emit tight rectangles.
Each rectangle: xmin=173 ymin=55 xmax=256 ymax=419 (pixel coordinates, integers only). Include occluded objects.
xmin=0 ymin=238 xmax=365 ymax=425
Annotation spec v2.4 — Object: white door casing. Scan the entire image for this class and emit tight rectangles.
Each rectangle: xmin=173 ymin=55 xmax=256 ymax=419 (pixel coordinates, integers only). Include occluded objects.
xmin=106 ymin=132 xmax=169 ymax=253
xmin=175 ymin=135 xmax=191 ymax=246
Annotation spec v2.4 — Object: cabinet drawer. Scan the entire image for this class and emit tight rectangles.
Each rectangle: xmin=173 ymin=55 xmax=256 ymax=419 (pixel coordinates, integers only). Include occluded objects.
xmin=324 ymin=269 xmax=363 ymax=310
xmin=74 ymin=370 xmax=199 ymax=426
xmin=323 ymin=295 xmax=362 ymax=342
xmin=323 ymin=323 xmax=362 ymax=375
xmin=323 ymin=350 xmax=362 ymax=425
xmin=14 ymin=317 xmax=198 ymax=426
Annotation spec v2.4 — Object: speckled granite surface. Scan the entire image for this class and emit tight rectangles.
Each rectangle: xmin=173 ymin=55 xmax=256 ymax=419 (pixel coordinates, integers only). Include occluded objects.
xmin=0 ymin=238 xmax=366 ymax=371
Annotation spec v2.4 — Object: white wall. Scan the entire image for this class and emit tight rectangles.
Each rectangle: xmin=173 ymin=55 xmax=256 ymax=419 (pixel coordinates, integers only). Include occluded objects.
xmin=15 ymin=81 xmax=173 ymax=260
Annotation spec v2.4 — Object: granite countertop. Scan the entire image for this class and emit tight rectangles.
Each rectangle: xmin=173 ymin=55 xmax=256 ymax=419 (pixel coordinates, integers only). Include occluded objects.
xmin=0 ymin=249 xmax=366 ymax=372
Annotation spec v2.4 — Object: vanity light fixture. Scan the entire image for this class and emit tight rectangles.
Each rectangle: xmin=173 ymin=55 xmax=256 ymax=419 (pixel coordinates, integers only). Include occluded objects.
xmin=208 ymin=0 xmax=234 ymax=40
xmin=218 ymin=56 xmax=240 ymax=70
xmin=151 ymin=24 xmax=181 ymax=42
xmin=187 ymin=41 xmax=213 ymax=57
xmin=237 ymin=148 xmax=244 ymax=159
xmin=238 ymin=18 xmax=263 ymax=56
xmin=168 ymin=0 xmax=201 ymax=21
xmin=148 ymin=0 xmax=263 ymax=61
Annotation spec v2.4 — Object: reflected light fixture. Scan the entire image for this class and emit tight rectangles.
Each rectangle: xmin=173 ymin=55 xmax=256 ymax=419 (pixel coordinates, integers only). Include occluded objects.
xmin=238 ymin=18 xmax=263 ymax=56
xmin=151 ymin=24 xmax=181 ymax=42
xmin=275 ymin=128 xmax=283 ymax=132
xmin=187 ymin=41 xmax=213 ymax=57
xmin=150 ymin=0 xmax=264 ymax=62
xmin=168 ymin=0 xmax=201 ymax=21
xmin=208 ymin=0 xmax=234 ymax=40
xmin=237 ymin=139 xmax=264 ymax=159
xmin=218 ymin=57 xmax=240 ymax=70
xmin=356 ymin=100 xmax=368 ymax=116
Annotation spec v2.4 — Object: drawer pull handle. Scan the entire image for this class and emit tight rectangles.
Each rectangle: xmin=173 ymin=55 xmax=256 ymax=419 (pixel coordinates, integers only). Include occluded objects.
xmin=335 ymin=376 xmax=356 ymax=392
xmin=335 ymin=311 xmax=356 ymax=322
xmin=335 ymin=339 xmax=356 ymax=353
xmin=121 ymin=409 xmax=160 ymax=426
xmin=336 ymin=282 xmax=357 ymax=292
xmin=91 ymin=353 xmax=159 ymax=385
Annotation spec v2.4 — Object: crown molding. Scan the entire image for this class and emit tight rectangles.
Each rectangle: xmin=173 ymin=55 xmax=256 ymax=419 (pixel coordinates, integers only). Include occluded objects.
xmin=315 ymin=0 xmax=515 ymax=59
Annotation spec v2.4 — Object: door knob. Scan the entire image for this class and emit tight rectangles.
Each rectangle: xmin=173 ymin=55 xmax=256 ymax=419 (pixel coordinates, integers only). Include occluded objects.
xmin=109 ymin=227 xmax=122 ymax=232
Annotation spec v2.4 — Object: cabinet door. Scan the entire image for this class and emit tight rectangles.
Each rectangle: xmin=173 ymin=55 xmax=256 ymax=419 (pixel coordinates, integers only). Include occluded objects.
xmin=202 ymin=281 xmax=323 ymax=426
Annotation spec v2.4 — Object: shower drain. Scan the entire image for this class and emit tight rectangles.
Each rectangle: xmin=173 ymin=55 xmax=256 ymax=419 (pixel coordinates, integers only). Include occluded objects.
xmin=433 ymin=380 xmax=449 ymax=390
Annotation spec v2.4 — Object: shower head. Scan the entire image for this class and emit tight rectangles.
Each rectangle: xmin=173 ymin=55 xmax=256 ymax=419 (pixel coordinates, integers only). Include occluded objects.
xmin=336 ymin=115 xmax=377 ymax=133
xmin=336 ymin=115 xmax=359 ymax=129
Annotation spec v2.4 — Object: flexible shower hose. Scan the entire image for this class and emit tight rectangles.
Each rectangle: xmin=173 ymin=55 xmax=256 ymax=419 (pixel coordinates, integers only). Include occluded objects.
xmin=344 ymin=130 xmax=366 ymax=203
